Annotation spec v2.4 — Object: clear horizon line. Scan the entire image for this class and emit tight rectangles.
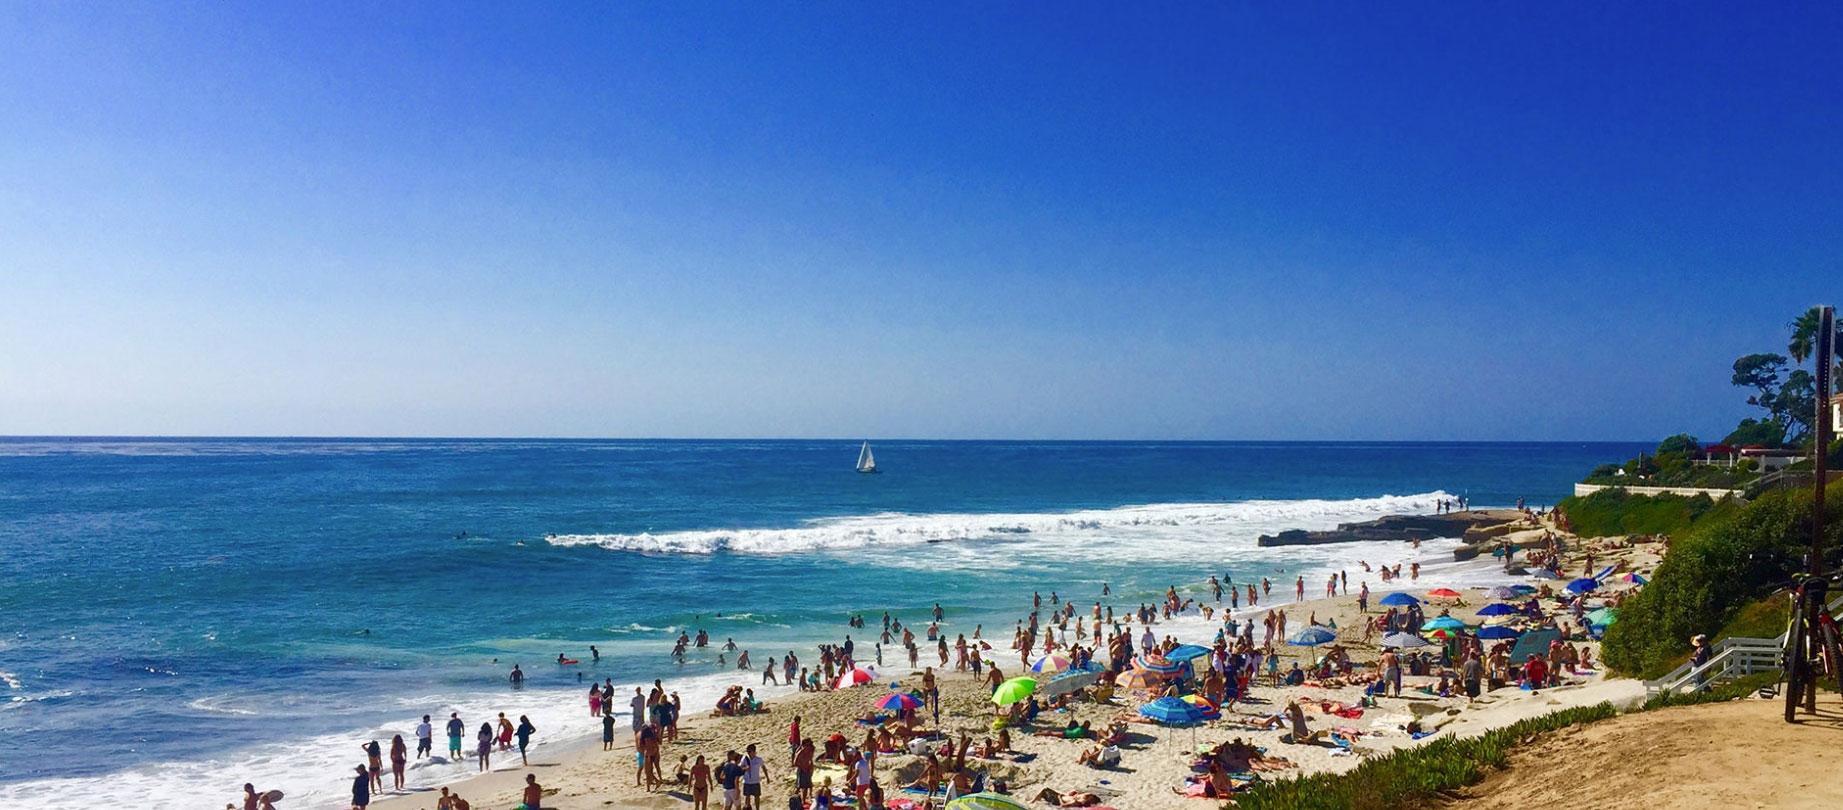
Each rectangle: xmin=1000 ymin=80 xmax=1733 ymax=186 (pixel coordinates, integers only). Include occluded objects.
xmin=0 ymin=434 xmax=1661 ymax=444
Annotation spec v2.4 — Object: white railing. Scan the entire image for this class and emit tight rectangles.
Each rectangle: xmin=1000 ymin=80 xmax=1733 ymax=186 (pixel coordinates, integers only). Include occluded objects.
xmin=1644 ymin=593 xmax=1843 ymax=696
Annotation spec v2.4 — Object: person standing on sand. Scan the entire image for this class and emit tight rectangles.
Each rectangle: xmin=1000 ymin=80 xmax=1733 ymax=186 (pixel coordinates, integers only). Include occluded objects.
xmin=741 ymin=743 xmax=768 ymax=810
xmin=691 ymin=754 xmax=712 ymax=810
xmin=476 ymin=723 xmax=493 ymax=771
xmin=351 ymin=764 xmax=371 ymax=809
xmin=630 ymin=687 xmax=646 ymax=745
xmin=717 ymin=750 xmax=743 ymax=810
xmin=1379 ymin=649 xmax=1402 ymax=697
xmin=362 ymin=740 xmax=383 ymax=791
xmin=602 ymin=706 xmax=617 ymax=750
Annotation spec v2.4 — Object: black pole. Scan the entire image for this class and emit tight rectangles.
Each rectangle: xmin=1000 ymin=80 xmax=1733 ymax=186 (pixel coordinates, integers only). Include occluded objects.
xmin=1814 ymin=305 xmax=1834 ymax=577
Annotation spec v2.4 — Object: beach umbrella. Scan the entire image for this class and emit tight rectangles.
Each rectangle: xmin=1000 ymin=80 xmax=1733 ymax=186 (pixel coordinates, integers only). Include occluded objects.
xmin=1286 ymin=626 xmax=1337 ymax=646
xmin=1620 ymin=573 xmax=1648 ymax=585
xmin=1477 ymin=625 xmax=1521 ymax=640
xmin=1115 ymin=669 xmax=1162 ymax=690
xmin=1138 ymin=696 xmax=1208 ymax=725
xmin=1040 ymin=668 xmax=1101 ymax=697
xmin=836 ymin=667 xmax=878 ymax=688
xmin=1530 ymin=569 xmax=1562 ymax=580
xmin=1379 ymin=592 xmax=1420 ymax=607
xmin=1485 ymin=586 xmax=1521 ymax=600
xmin=1476 ymin=603 xmax=1518 ymax=617
xmin=1481 ymin=614 xmax=1520 ymax=626
xmin=874 ymin=692 xmax=923 ymax=712
xmin=1166 ymin=644 xmax=1212 ymax=662
xmin=1028 ymin=653 xmax=1072 ymax=675
xmin=1565 ymin=578 xmax=1599 ymax=595
xmin=1586 ymin=607 xmax=1620 ymax=626
xmin=1423 ymin=616 xmax=1468 ymax=631
xmin=945 ymin=793 xmax=1030 ymax=810
xmin=1426 ymin=588 xmax=1463 ymax=599
xmin=1179 ymin=693 xmax=1220 ymax=713
xmin=990 ymin=677 xmax=1037 ymax=706
xmin=1381 ymin=632 xmax=1431 ymax=649
xmin=1509 ymin=584 xmax=1537 ymax=594
xmin=1135 ymin=653 xmax=1183 ymax=675
xmin=1426 ymin=628 xmax=1456 ymax=640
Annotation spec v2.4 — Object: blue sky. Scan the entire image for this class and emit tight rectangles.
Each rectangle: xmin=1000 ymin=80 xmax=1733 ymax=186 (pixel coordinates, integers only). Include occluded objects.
xmin=2 ymin=3 xmax=1840 ymax=440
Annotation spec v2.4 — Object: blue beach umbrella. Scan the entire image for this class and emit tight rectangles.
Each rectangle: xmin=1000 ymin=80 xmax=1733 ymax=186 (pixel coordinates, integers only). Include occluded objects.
xmin=1476 ymin=603 xmax=1518 ymax=617
xmin=1138 ymin=696 xmax=1209 ymax=725
xmin=1166 ymin=644 xmax=1212 ymax=662
xmin=1565 ymin=578 xmax=1600 ymax=594
xmin=1382 ymin=632 xmax=1431 ymax=649
xmin=1477 ymin=625 xmax=1522 ymax=640
xmin=1378 ymin=592 xmax=1420 ymax=607
xmin=1423 ymin=616 xmax=1468 ymax=631
xmin=1286 ymin=626 xmax=1337 ymax=646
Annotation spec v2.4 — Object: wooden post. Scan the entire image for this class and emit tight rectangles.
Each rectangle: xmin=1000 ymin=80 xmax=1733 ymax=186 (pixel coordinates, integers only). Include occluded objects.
xmin=1805 ymin=306 xmax=1833 ymax=714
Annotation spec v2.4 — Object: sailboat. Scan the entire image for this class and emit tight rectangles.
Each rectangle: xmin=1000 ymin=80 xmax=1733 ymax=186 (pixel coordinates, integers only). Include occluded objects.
xmin=856 ymin=441 xmax=881 ymax=474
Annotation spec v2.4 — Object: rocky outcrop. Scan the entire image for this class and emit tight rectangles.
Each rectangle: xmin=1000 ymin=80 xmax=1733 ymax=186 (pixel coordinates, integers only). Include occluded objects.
xmin=1255 ymin=510 xmax=1523 ymax=547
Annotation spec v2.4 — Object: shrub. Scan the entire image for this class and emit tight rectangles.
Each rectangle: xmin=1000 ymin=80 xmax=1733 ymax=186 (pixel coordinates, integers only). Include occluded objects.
xmin=1557 ymin=490 xmax=1727 ymax=538
xmin=1641 ymin=671 xmax=1783 ymax=711
xmin=1231 ymin=703 xmax=1619 ymax=810
xmin=1600 ymin=488 xmax=1843 ymax=678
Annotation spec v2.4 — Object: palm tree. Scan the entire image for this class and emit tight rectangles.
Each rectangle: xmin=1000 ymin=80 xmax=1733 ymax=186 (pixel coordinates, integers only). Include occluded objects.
xmin=1787 ymin=305 xmax=1843 ymax=393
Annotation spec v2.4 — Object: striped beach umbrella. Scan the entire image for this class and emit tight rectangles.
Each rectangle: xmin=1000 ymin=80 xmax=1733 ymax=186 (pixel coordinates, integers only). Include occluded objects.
xmin=874 ymin=692 xmax=923 ymax=711
xmin=1139 ymin=696 xmax=1208 ymax=725
xmin=1620 ymin=573 xmax=1648 ymax=585
xmin=835 ymin=667 xmax=877 ymax=688
xmin=1028 ymin=653 xmax=1072 ymax=675
xmin=1115 ymin=668 xmax=1162 ymax=690
xmin=1135 ymin=653 xmax=1183 ymax=675
xmin=946 ymin=793 xmax=1030 ymax=810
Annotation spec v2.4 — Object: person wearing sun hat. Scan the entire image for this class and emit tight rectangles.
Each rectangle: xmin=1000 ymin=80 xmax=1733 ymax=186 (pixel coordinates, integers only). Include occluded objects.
xmin=1690 ymin=634 xmax=1712 ymax=691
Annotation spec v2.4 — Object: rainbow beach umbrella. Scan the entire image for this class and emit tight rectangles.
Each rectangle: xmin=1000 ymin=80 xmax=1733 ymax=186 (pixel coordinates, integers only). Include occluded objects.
xmin=1028 ymin=653 xmax=1072 ymax=675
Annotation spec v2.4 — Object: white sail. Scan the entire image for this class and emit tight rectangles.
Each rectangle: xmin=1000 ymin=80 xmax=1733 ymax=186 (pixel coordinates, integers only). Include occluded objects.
xmin=857 ymin=441 xmax=876 ymax=472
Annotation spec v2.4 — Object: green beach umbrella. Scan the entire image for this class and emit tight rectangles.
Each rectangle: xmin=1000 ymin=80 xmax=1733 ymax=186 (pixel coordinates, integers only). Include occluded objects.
xmin=990 ymin=676 xmax=1038 ymax=706
xmin=1586 ymin=607 xmax=1619 ymax=626
xmin=945 ymin=793 xmax=1030 ymax=810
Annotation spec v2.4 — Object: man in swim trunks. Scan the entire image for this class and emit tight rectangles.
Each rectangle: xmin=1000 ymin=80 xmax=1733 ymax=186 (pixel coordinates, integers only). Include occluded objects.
xmin=446 ymin=713 xmax=465 ymax=760
xmin=522 ymin=774 xmax=543 ymax=809
xmin=416 ymin=715 xmax=433 ymax=758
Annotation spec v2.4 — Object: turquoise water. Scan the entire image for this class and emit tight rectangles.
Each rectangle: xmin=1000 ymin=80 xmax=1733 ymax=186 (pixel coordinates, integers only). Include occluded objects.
xmin=0 ymin=438 xmax=1640 ymax=808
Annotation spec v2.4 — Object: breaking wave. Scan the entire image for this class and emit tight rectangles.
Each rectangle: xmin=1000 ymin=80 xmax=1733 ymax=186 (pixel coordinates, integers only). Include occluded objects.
xmin=545 ymin=492 xmax=1450 ymax=555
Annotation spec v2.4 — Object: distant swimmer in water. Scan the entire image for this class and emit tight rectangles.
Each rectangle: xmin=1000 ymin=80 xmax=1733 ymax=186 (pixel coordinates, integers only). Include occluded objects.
xmin=591 ymin=645 xmax=600 ymax=661
xmin=509 ymin=665 xmax=525 ymax=686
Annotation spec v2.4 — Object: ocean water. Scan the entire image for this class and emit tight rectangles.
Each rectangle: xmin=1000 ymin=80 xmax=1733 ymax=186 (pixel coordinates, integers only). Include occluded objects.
xmin=0 ymin=438 xmax=1643 ymax=808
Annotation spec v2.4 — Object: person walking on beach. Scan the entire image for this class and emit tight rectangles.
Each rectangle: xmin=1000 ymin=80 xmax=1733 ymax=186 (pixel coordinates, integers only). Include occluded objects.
xmin=717 ymin=750 xmax=743 ymax=810
xmin=691 ymin=754 xmax=712 ymax=810
xmin=602 ymin=705 xmax=617 ymax=751
xmin=515 ymin=715 xmax=536 ymax=765
xmin=446 ymin=713 xmax=464 ymax=761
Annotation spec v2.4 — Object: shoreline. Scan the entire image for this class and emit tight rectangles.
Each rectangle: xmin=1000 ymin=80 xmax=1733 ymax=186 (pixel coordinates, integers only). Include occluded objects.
xmin=363 ymin=518 xmax=1664 ymax=810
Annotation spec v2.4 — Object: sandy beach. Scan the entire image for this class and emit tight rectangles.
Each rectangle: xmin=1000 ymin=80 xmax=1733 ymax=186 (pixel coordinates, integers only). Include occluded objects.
xmin=360 ymin=515 xmax=1662 ymax=810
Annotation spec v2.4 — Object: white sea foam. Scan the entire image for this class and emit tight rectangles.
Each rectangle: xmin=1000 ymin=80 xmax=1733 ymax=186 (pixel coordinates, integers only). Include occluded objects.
xmin=0 ymin=670 xmax=796 ymax=810
xmin=547 ymin=492 xmax=1452 ymax=555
